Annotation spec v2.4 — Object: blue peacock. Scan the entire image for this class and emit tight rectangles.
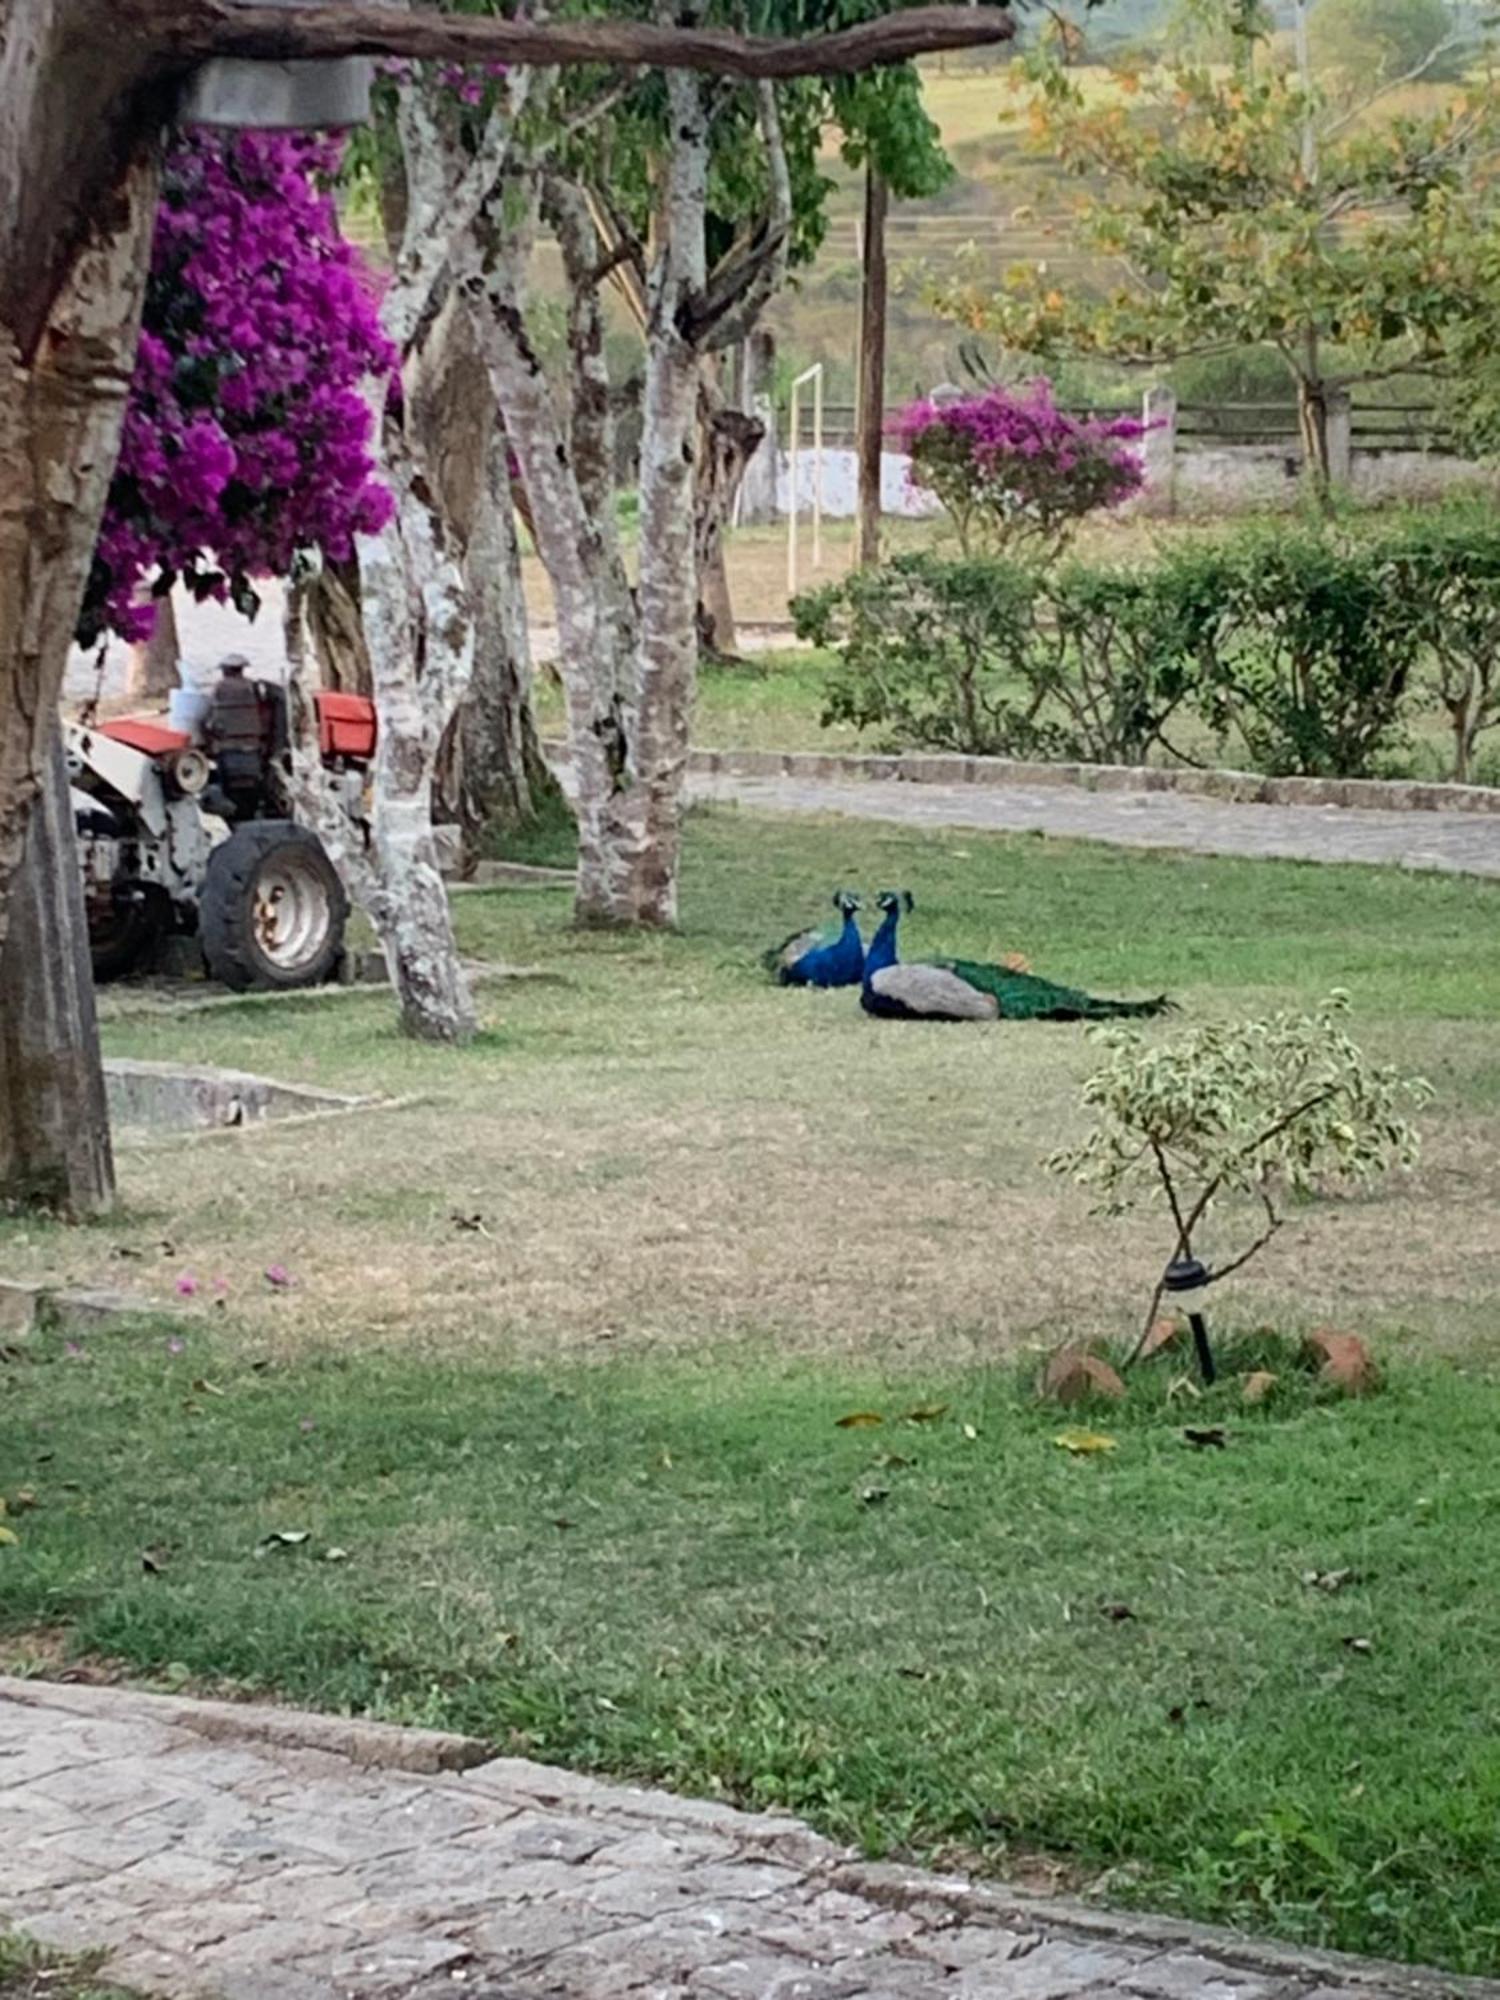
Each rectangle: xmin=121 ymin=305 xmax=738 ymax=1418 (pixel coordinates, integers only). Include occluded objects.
xmin=764 ymin=890 xmax=865 ymax=988
xmin=861 ymin=890 xmax=1174 ymax=1021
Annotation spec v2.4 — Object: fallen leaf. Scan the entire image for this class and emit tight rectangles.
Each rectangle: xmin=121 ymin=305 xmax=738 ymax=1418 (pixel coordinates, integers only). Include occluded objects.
xmin=962 ymin=1423 xmax=979 ymax=1441
xmin=1140 ymin=1316 xmax=1182 ymax=1360
xmin=451 ymin=1211 xmax=492 ymax=1239
xmin=1302 ymin=1567 xmax=1359 ymax=1594
xmin=323 ymin=1546 xmax=350 ymax=1564
xmin=1343 ymin=1635 xmax=1374 ymax=1655
xmin=552 ymin=1517 xmax=575 ymax=1531
xmin=859 ymin=1485 xmax=891 ymax=1506
xmin=873 ymin=1451 xmax=913 ymax=1470
xmin=1100 ymin=1602 xmax=1135 ymax=1621
xmin=1001 ymin=951 xmax=1033 ymax=973
xmin=9 ymin=1488 xmax=37 ymax=1513
xmin=1183 ymin=1426 xmax=1227 ymax=1450
xmin=1166 ymin=1375 xmax=1203 ymax=1401
xmin=141 ymin=1546 xmax=169 ymax=1576
xmin=1242 ymin=1369 xmax=1278 ymax=1405
xmin=896 ymin=1664 xmax=934 ymax=1680
xmin=1053 ymin=1428 xmax=1117 ymax=1455
xmin=901 ymin=1403 xmax=949 ymax=1424
xmin=191 ymin=1377 xmax=225 ymax=1397
xmin=836 ymin=1411 xmax=885 ymax=1429
xmin=0 ymin=1526 xmax=17 ymax=1548
xmin=254 ymin=1529 xmax=311 ymax=1558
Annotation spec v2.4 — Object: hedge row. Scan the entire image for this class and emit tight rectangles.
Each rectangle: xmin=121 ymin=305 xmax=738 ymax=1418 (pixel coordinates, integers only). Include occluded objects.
xmin=792 ymin=508 xmax=1500 ymax=782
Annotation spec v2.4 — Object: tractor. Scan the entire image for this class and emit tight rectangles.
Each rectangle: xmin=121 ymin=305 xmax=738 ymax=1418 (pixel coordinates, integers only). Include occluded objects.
xmin=67 ymin=657 xmax=377 ymax=990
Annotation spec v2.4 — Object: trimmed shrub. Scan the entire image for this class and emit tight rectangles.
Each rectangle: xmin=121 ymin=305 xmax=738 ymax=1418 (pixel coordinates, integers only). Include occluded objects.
xmin=1173 ymin=526 xmax=1422 ymax=779
xmin=795 ymin=555 xmax=1049 ymax=759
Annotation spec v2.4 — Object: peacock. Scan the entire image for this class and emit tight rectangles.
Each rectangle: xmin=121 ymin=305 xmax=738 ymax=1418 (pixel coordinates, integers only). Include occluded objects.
xmin=860 ymin=891 xmax=1175 ymax=1022
xmin=764 ymin=890 xmax=865 ymax=988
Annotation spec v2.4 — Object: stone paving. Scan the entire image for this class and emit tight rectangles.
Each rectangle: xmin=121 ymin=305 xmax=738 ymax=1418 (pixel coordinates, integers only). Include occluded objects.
xmin=685 ymin=770 xmax=1500 ymax=880
xmin=5 ymin=1679 xmax=1495 ymax=2000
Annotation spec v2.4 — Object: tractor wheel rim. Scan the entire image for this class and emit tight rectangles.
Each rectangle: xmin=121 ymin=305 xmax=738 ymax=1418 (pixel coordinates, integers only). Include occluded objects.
xmin=252 ymin=854 xmax=330 ymax=972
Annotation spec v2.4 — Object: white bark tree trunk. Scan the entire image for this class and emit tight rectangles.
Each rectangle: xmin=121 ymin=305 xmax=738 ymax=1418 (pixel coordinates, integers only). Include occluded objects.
xmin=413 ymin=288 xmax=557 ymax=847
xmin=288 ymin=419 xmax=477 ymax=1042
xmin=290 ymin=88 xmax=524 ymax=1039
xmin=463 ymin=191 xmax=676 ymax=927
xmin=631 ymin=52 xmax=713 ymax=928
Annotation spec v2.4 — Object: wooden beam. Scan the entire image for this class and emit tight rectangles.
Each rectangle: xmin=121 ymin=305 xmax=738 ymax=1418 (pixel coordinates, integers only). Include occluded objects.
xmin=157 ymin=3 xmax=1016 ymax=77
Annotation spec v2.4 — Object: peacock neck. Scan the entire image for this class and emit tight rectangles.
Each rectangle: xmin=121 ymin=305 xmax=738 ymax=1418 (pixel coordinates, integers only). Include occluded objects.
xmin=864 ymin=908 xmax=902 ymax=980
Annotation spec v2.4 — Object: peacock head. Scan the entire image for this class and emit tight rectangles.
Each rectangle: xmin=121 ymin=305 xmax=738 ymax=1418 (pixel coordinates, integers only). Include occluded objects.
xmin=833 ymin=889 xmax=862 ymax=916
xmin=875 ymin=890 xmax=914 ymax=916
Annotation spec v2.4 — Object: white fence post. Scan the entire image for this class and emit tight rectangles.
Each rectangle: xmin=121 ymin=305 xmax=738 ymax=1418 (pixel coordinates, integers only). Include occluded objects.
xmin=786 ymin=362 xmax=824 ymax=600
xmin=1140 ymin=383 xmax=1178 ymax=516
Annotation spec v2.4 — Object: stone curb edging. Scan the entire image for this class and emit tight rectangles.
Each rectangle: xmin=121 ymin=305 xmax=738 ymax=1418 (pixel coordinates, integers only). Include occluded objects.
xmin=0 ymin=1675 xmax=491 ymax=1776
xmin=681 ymin=747 xmax=1500 ymax=818
xmin=838 ymin=1861 xmax=1497 ymax=2000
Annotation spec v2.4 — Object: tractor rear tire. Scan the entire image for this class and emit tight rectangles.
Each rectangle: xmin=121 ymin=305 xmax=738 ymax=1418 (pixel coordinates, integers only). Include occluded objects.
xmin=200 ymin=821 xmax=347 ymax=992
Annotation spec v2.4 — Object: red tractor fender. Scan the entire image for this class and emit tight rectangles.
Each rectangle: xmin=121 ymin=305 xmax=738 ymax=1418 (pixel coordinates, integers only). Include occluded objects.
xmin=96 ymin=718 xmax=193 ymax=757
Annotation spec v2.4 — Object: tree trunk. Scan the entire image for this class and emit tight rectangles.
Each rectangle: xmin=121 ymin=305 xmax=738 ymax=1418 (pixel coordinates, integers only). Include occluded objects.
xmin=288 ymin=414 xmax=479 ymax=1043
xmin=0 ymin=726 xmax=115 ymax=1216
xmin=301 ymin=559 xmax=372 ymax=694
xmin=695 ymin=369 xmax=764 ymax=660
xmin=0 ymin=149 xmax=160 ymax=950
xmin=465 ymin=183 xmax=667 ymax=928
xmin=414 ymin=289 xmax=560 ymax=850
xmin=1298 ymin=372 xmax=1333 ymax=502
xmin=125 ymin=589 xmax=180 ymax=699
xmin=855 ymin=165 xmax=888 ymax=569
xmin=630 ymin=55 xmax=712 ymax=929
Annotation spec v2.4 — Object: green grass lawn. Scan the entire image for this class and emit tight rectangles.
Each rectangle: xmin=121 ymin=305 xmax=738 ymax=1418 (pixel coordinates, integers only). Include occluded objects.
xmin=0 ymin=1933 xmax=132 ymax=2000
xmin=6 ymin=808 xmax=1500 ymax=1973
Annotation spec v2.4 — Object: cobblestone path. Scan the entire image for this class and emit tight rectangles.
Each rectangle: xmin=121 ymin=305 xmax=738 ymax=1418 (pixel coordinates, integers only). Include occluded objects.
xmin=686 ymin=771 xmax=1500 ymax=879
xmin=5 ymin=1679 xmax=1494 ymax=2000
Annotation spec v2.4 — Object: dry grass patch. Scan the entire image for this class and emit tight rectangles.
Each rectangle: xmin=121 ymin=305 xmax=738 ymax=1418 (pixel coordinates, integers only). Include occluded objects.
xmin=5 ymin=807 xmax=1498 ymax=1367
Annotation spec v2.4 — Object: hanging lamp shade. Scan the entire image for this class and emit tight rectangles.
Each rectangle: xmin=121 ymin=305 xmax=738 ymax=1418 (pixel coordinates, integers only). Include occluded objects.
xmin=180 ymin=1 xmax=373 ymax=132
xmin=180 ymin=55 xmax=374 ymax=131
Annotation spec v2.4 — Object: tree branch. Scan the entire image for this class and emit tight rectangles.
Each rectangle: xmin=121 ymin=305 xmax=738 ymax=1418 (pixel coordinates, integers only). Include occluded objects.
xmin=160 ymin=3 xmax=1016 ymax=76
xmin=686 ymin=79 xmax=793 ymax=351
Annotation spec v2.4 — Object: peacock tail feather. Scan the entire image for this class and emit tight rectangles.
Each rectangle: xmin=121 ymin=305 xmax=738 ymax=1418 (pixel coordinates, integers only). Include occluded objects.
xmin=931 ymin=957 xmax=1175 ymax=1021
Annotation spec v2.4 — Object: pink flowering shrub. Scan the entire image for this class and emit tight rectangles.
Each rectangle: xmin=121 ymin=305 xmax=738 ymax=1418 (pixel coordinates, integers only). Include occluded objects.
xmin=80 ymin=132 xmax=397 ymax=647
xmin=890 ymin=380 xmax=1148 ymax=557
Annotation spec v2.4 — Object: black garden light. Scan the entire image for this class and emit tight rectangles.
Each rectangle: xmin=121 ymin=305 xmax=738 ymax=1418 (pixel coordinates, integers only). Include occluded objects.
xmin=1163 ymin=1255 xmax=1216 ymax=1385
xmin=180 ymin=0 xmax=373 ymax=132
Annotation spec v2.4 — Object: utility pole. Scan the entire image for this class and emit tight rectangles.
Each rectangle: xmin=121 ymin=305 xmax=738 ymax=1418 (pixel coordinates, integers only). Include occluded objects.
xmin=854 ymin=164 xmax=888 ymax=568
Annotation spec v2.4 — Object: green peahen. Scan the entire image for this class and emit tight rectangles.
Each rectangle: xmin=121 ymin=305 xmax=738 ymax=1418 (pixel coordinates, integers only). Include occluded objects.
xmin=861 ymin=891 xmax=1175 ymax=1022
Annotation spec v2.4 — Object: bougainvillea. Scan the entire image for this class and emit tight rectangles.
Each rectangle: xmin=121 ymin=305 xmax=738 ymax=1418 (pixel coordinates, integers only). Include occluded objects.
xmin=80 ymin=131 xmax=396 ymax=647
xmin=890 ymin=380 xmax=1148 ymax=558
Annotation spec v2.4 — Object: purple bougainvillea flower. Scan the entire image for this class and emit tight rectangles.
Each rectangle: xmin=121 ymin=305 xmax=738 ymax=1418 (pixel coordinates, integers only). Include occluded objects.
xmin=175 ymin=1273 xmax=200 ymax=1298
xmin=81 ymin=131 xmax=397 ymax=647
xmin=264 ymin=1264 xmax=296 ymax=1290
xmin=887 ymin=378 xmax=1148 ymax=552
